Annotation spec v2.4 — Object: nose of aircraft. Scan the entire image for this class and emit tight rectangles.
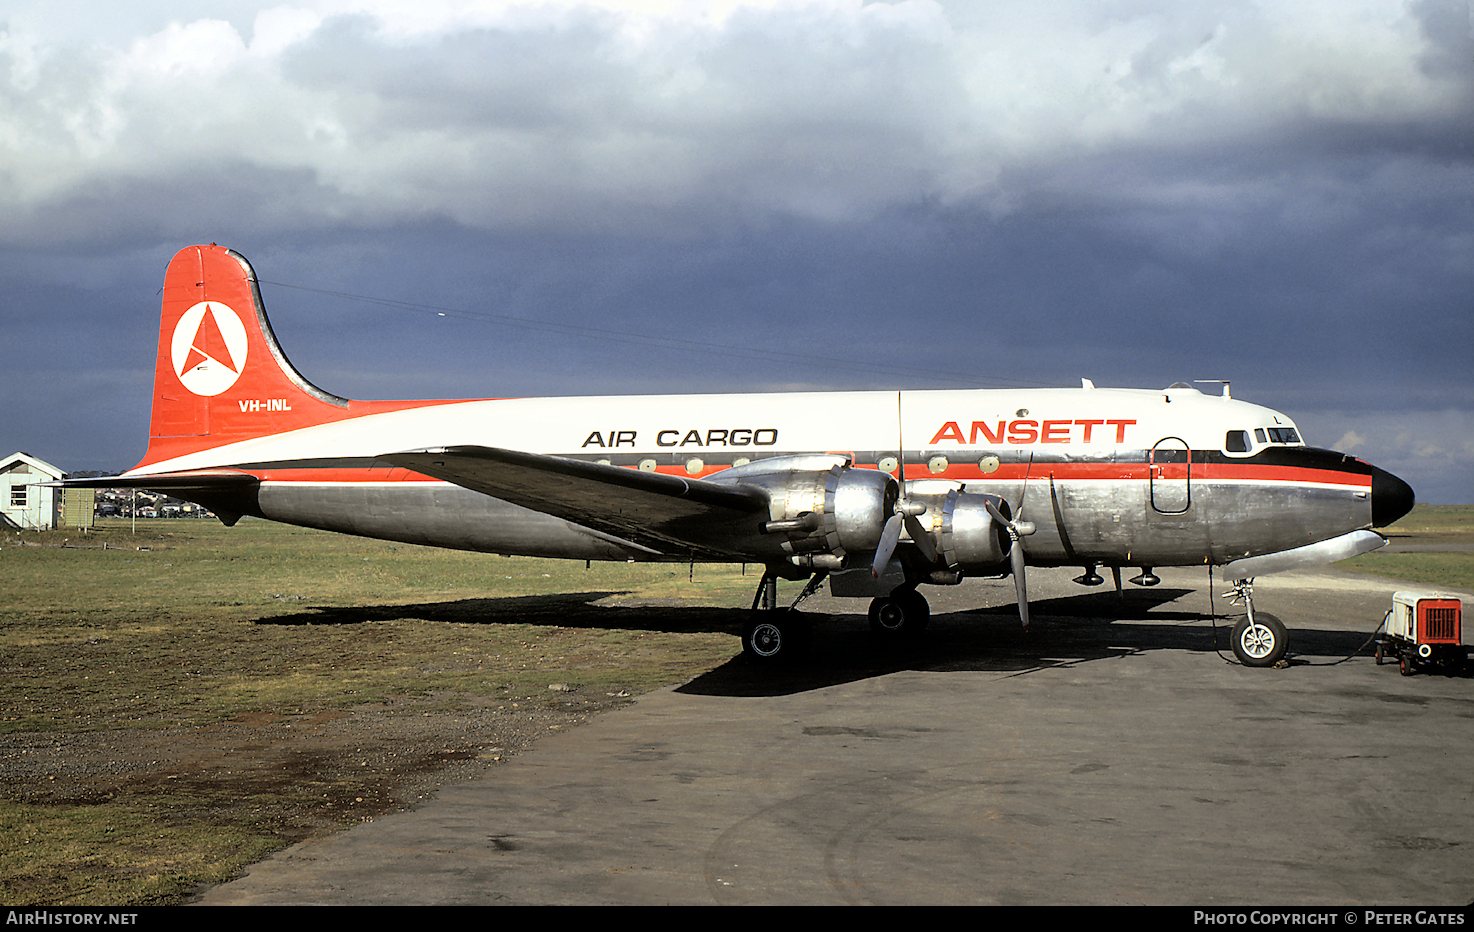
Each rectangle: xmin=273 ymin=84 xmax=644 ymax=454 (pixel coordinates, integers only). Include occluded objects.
xmin=1371 ymin=465 xmax=1415 ymax=528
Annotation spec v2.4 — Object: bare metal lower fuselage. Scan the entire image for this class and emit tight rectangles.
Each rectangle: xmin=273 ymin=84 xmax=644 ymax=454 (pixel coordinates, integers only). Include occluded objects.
xmin=235 ymin=441 xmax=1383 ymax=572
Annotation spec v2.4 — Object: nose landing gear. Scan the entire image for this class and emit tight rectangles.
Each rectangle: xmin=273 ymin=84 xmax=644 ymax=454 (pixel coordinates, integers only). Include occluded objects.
xmin=1227 ymin=578 xmax=1289 ymax=667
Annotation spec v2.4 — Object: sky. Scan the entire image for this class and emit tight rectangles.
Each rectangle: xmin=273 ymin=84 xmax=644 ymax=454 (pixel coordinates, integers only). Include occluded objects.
xmin=2 ymin=0 xmax=1470 ymax=503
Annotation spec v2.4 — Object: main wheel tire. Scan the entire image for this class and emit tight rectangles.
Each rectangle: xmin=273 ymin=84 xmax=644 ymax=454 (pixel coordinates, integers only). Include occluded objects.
xmin=1231 ymin=612 xmax=1288 ymax=667
xmin=742 ymin=610 xmax=810 ymax=664
xmin=868 ymin=589 xmax=929 ymax=638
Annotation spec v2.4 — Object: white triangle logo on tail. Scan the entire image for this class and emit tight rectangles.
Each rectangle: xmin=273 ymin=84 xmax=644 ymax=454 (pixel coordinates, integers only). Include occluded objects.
xmin=171 ymin=302 xmax=249 ymax=396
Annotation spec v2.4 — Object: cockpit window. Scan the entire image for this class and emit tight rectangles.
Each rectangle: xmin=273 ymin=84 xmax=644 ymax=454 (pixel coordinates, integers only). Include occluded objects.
xmin=1248 ymin=426 xmax=1302 ymax=447
xmin=1225 ymin=430 xmax=1250 ymax=453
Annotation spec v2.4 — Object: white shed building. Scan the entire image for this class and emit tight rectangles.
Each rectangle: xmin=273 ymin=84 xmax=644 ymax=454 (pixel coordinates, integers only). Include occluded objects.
xmin=2 ymin=452 xmax=66 ymax=530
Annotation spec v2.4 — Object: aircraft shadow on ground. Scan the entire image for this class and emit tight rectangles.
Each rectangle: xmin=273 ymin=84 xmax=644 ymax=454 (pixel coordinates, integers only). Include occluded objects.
xmin=250 ymin=587 xmax=1412 ymax=697
xmin=252 ymin=590 xmax=755 ymax=634
xmin=252 ymin=586 xmax=1195 ymax=630
xmin=678 ymin=607 xmax=1408 ymax=698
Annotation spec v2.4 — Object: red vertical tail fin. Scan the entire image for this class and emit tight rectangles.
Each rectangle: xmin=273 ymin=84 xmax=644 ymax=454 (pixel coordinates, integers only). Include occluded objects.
xmin=138 ymin=245 xmax=351 ymax=468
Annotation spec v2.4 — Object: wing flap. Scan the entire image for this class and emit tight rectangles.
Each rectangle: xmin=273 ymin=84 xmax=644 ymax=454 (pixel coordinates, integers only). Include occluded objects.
xmin=381 ymin=446 xmax=771 ymax=557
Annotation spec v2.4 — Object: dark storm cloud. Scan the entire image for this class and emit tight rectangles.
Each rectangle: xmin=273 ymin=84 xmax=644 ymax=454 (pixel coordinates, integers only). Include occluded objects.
xmin=0 ymin=1 xmax=1470 ymax=501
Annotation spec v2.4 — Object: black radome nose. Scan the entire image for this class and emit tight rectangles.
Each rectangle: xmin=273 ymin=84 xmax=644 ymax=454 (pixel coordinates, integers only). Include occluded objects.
xmin=1371 ymin=466 xmax=1415 ymax=528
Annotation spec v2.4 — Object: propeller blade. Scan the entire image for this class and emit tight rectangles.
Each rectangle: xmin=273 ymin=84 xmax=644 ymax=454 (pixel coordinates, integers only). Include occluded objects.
xmin=903 ymin=511 xmax=938 ymax=563
xmin=984 ymin=498 xmax=1009 ymax=528
xmin=984 ymin=498 xmax=1032 ymax=630
xmin=872 ymin=514 xmax=902 ymax=578
xmin=1011 ymin=542 xmax=1030 ymax=631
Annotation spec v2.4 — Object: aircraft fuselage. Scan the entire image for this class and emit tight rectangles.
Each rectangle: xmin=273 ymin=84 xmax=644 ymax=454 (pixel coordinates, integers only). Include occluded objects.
xmin=128 ymin=385 xmax=1403 ymax=571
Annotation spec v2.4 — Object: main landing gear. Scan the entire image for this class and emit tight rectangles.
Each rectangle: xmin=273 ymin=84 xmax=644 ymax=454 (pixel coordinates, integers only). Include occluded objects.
xmin=741 ymin=572 xmax=935 ymax=663
xmin=1227 ymin=578 xmax=1289 ymax=667
xmin=867 ymin=587 xmax=929 ymax=638
xmin=741 ymin=572 xmax=822 ymax=663
xmin=741 ymin=610 xmax=811 ymax=662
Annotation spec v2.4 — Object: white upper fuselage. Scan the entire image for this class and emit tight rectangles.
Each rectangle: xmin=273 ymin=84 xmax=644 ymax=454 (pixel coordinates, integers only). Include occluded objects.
xmin=126 ymin=384 xmax=1304 ymax=478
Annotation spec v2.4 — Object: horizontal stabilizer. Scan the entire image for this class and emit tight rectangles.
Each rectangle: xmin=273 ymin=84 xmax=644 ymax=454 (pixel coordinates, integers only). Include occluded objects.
xmin=55 ymin=470 xmax=261 ymax=526
xmin=55 ymin=470 xmax=259 ymax=491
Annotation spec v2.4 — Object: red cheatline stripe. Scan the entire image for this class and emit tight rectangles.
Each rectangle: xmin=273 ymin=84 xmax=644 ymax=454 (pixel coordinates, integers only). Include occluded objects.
xmin=221 ymin=459 xmax=1370 ymax=488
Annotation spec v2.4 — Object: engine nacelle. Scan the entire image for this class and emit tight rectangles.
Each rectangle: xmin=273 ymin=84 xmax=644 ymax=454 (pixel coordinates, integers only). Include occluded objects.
xmin=901 ymin=482 xmax=1011 ymax=571
xmin=718 ymin=457 xmax=896 ymax=564
xmin=940 ymin=490 xmax=1012 ymax=570
xmin=768 ymin=466 xmax=896 ymax=560
xmin=822 ymin=467 xmax=896 ymax=557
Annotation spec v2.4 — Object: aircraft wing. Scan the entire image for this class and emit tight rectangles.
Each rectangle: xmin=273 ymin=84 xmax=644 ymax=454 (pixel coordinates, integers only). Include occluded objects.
xmin=381 ymin=445 xmax=772 ymax=557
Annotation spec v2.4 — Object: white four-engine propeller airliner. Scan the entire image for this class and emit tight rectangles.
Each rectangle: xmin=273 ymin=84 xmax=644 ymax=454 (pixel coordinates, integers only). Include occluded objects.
xmin=68 ymin=244 xmax=1416 ymax=666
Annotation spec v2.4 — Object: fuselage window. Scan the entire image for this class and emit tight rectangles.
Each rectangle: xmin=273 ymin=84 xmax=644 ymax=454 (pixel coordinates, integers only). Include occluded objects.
xmin=1225 ymin=430 xmax=1250 ymax=453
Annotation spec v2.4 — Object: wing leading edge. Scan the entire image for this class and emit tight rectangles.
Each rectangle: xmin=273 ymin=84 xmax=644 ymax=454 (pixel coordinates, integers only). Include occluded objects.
xmin=381 ymin=445 xmax=772 ymax=558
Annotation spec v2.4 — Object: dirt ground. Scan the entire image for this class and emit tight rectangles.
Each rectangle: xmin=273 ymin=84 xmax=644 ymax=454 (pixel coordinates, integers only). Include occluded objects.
xmin=2 ymin=684 xmax=634 ymax=846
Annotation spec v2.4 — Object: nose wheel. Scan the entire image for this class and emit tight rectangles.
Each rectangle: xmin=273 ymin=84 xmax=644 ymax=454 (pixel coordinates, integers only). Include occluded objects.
xmin=1231 ymin=612 xmax=1288 ymax=667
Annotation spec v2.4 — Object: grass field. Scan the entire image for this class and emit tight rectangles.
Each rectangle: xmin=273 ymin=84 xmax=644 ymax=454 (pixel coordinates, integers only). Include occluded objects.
xmin=1 ymin=518 xmax=756 ymax=734
xmin=1 ymin=518 xmax=752 ymax=905
xmin=1338 ymin=504 xmax=1474 ymax=591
